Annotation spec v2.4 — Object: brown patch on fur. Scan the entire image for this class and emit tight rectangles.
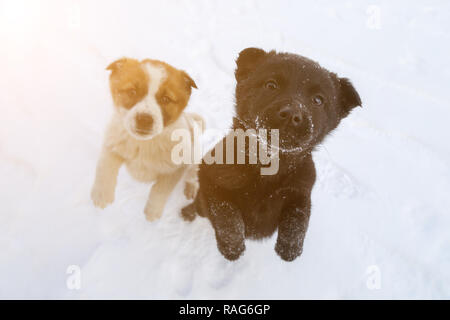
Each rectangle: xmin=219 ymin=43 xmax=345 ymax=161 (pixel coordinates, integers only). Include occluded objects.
xmin=143 ymin=59 xmax=197 ymax=126
xmin=107 ymin=58 xmax=149 ymax=109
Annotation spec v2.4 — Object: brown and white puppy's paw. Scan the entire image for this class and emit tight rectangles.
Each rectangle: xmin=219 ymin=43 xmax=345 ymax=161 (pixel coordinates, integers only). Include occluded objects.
xmin=144 ymin=168 xmax=185 ymax=221
xmin=144 ymin=201 xmax=164 ymax=222
xmin=91 ymin=184 xmax=115 ymax=209
xmin=91 ymin=150 xmax=123 ymax=209
xmin=183 ymin=181 xmax=198 ymax=200
xmin=183 ymin=164 xmax=200 ymax=200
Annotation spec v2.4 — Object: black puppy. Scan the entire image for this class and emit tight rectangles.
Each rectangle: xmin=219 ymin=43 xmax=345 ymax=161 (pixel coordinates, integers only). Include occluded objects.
xmin=182 ymin=48 xmax=361 ymax=261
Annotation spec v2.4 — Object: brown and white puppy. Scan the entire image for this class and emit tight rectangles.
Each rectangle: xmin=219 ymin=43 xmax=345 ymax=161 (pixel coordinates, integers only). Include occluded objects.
xmin=91 ymin=58 xmax=203 ymax=221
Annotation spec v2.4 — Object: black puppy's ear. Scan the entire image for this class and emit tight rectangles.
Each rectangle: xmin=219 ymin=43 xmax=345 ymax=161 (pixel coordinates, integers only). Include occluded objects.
xmin=235 ymin=48 xmax=267 ymax=81
xmin=335 ymin=76 xmax=362 ymax=115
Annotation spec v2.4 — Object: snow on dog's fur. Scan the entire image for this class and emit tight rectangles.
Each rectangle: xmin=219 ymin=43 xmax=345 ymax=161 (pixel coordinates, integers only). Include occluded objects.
xmin=182 ymin=48 xmax=362 ymax=261
xmin=91 ymin=58 xmax=203 ymax=221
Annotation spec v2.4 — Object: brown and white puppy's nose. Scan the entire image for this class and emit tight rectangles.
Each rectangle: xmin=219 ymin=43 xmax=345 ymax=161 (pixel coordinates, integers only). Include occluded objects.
xmin=135 ymin=112 xmax=154 ymax=133
xmin=277 ymin=103 xmax=304 ymax=127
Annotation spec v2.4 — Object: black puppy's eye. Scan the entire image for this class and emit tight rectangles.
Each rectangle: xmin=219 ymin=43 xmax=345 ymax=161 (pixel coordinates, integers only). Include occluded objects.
xmin=264 ymin=79 xmax=278 ymax=90
xmin=312 ymin=94 xmax=324 ymax=106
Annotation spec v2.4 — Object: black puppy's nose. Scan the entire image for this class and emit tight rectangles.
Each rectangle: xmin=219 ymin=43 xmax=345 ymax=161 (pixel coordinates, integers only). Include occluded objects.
xmin=292 ymin=112 xmax=302 ymax=126
xmin=135 ymin=113 xmax=154 ymax=132
xmin=277 ymin=104 xmax=303 ymax=126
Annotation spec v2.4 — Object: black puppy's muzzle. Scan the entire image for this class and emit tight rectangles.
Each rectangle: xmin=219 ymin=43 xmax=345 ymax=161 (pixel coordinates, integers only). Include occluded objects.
xmin=277 ymin=103 xmax=305 ymax=127
xmin=265 ymin=101 xmax=311 ymax=129
xmin=257 ymin=100 xmax=314 ymax=149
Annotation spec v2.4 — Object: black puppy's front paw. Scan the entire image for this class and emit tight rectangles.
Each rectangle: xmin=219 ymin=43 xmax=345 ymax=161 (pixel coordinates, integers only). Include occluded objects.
xmin=275 ymin=239 xmax=302 ymax=262
xmin=217 ymin=237 xmax=246 ymax=261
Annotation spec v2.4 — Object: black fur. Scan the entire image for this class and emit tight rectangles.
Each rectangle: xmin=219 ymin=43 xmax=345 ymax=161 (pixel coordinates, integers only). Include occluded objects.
xmin=182 ymin=48 xmax=362 ymax=261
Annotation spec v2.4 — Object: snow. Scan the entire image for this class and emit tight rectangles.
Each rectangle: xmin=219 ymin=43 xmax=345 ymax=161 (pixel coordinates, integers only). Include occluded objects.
xmin=1 ymin=0 xmax=449 ymax=299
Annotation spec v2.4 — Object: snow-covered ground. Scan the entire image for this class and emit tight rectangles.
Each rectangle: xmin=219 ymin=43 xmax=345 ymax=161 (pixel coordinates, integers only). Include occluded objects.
xmin=1 ymin=0 xmax=449 ymax=299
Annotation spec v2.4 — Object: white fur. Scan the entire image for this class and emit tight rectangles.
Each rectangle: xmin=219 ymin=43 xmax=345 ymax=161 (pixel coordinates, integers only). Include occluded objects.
xmin=123 ymin=63 xmax=167 ymax=140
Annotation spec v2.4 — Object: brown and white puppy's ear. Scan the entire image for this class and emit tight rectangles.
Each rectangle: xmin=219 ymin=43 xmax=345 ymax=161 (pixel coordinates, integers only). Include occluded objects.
xmin=106 ymin=58 xmax=127 ymax=71
xmin=106 ymin=57 xmax=149 ymax=110
xmin=235 ymin=47 xmax=269 ymax=81
xmin=333 ymin=75 xmax=362 ymax=117
xmin=182 ymin=71 xmax=198 ymax=90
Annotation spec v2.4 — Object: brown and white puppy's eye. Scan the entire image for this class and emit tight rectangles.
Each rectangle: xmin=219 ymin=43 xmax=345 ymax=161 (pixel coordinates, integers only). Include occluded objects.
xmin=312 ymin=94 xmax=325 ymax=106
xmin=265 ymin=79 xmax=278 ymax=90
xmin=161 ymin=96 xmax=172 ymax=104
xmin=120 ymin=86 xmax=137 ymax=97
xmin=153 ymin=63 xmax=197 ymax=126
xmin=107 ymin=58 xmax=149 ymax=110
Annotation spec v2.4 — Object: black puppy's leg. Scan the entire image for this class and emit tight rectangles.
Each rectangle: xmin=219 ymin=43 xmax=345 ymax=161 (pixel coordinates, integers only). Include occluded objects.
xmin=209 ymin=198 xmax=245 ymax=261
xmin=275 ymin=201 xmax=311 ymax=262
